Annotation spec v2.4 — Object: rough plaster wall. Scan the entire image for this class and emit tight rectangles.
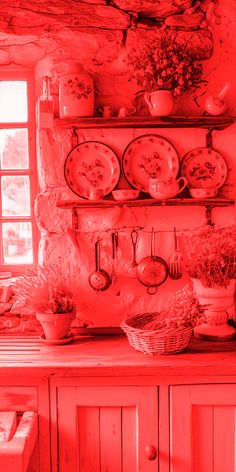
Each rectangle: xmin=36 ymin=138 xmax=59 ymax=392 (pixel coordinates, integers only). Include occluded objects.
xmin=0 ymin=0 xmax=235 ymax=332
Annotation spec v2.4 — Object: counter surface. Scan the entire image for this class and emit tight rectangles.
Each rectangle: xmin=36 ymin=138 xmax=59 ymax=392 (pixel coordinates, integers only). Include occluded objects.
xmin=0 ymin=334 xmax=236 ymax=379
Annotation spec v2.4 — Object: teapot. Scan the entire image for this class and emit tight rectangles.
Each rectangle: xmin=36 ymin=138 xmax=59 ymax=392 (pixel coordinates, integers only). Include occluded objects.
xmin=149 ymin=177 xmax=188 ymax=201
xmin=204 ymin=83 xmax=230 ymax=116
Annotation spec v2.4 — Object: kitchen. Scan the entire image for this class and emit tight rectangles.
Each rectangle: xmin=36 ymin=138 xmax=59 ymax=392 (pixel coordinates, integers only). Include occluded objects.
xmin=0 ymin=1 xmax=235 ymax=471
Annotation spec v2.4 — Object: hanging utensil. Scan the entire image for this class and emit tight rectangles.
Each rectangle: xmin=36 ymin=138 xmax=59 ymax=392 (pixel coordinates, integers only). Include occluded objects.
xmin=169 ymin=227 xmax=183 ymax=280
xmin=111 ymin=231 xmax=118 ymax=285
xmin=128 ymin=229 xmax=139 ymax=278
xmin=88 ymin=239 xmax=111 ymax=292
xmin=136 ymin=228 xmax=169 ymax=295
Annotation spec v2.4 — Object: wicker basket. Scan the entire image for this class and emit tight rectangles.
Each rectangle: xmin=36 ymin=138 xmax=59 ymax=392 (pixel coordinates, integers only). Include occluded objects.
xmin=121 ymin=313 xmax=192 ymax=355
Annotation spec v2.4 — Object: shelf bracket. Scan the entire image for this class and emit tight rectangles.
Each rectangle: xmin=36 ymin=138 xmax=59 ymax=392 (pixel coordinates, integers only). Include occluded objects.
xmin=205 ymin=205 xmax=215 ymax=226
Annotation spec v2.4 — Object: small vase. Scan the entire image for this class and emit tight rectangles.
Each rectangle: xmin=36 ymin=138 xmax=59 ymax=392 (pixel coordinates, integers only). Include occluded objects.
xmin=36 ymin=312 xmax=75 ymax=340
xmin=59 ymin=63 xmax=94 ymax=118
xmin=191 ymin=278 xmax=236 ymax=341
xmin=144 ymin=90 xmax=174 ymax=117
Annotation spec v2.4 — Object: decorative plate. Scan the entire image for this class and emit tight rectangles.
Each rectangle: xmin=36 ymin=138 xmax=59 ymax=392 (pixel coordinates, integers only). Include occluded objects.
xmin=181 ymin=147 xmax=228 ymax=189
xmin=64 ymin=141 xmax=120 ymax=198
xmin=122 ymin=134 xmax=180 ymax=193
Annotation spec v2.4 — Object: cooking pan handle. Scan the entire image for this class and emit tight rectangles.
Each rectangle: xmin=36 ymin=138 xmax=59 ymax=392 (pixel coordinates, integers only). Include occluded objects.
xmin=151 ymin=227 xmax=155 ymax=258
xmin=95 ymin=240 xmax=100 ymax=272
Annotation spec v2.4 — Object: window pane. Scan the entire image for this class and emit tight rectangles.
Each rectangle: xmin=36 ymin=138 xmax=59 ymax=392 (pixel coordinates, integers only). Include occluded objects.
xmin=0 ymin=129 xmax=29 ymax=169
xmin=0 ymin=81 xmax=27 ymax=122
xmin=2 ymin=176 xmax=31 ymax=216
xmin=2 ymin=222 xmax=33 ymax=264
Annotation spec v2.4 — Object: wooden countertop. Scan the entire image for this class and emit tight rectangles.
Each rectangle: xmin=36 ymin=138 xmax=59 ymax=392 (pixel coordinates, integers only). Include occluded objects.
xmin=0 ymin=334 xmax=236 ymax=379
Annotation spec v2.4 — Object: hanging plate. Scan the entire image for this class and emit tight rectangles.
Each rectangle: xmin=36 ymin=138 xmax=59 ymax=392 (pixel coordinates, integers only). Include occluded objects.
xmin=181 ymin=147 xmax=228 ymax=189
xmin=64 ymin=141 xmax=120 ymax=198
xmin=122 ymin=134 xmax=180 ymax=193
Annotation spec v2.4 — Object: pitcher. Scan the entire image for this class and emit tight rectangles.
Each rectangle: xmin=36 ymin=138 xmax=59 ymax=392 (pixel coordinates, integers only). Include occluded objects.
xmin=144 ymin=91 xmax=174 ymax=116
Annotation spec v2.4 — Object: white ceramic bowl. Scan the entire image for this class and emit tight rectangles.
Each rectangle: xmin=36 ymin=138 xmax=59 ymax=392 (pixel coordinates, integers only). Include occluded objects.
xmin=112 ymin=189 xmax=140 ymax=201
xmin=189 ymin=188 xmax=218 ymax=199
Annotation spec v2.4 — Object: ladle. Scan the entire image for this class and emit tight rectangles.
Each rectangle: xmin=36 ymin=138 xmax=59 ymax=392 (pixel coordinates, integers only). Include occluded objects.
xmin=88 ymin=239 xmax=111 ymax=292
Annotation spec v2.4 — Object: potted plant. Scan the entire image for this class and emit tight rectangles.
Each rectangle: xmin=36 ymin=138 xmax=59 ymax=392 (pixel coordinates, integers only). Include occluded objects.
xmin=126 ymin=33 xmax=205 ymax=116
xmin=181 ymin=224 xmax=236 ymax=340
xmin=13 ymin=264 xmax=79 ymax=342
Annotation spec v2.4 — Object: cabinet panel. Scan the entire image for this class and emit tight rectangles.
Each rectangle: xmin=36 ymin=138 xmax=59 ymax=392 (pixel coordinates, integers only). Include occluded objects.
xmin=170 ymin=384 xmax=236 ymax=472
xmin=56 ymin=385 xmax=158 ymax=472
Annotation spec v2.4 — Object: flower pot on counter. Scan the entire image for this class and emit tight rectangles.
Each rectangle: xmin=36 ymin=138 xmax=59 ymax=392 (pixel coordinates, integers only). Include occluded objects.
xmin=59 ymin=63 xmax=94 ymax=118
xmin=192 ymin=278 xmax=236 ymax=341
xmin=144 ymin=90 xmax=174 ymax=116
xmin=36 ymin=312 xmax=76 ymax=340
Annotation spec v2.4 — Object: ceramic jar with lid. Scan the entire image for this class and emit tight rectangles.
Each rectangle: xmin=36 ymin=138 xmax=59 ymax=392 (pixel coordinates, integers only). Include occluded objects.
xmin=59 ymin=63 xmax=94 ymax=118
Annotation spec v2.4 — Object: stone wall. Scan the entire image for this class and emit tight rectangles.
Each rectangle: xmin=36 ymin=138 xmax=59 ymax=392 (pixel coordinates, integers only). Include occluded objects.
xmin=0 ymin=0 xmax=235 ymax=332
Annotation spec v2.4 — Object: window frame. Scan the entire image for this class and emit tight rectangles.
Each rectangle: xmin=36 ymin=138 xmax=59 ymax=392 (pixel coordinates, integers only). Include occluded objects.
xmin=0 ymin=68 xmax=38 ymax=274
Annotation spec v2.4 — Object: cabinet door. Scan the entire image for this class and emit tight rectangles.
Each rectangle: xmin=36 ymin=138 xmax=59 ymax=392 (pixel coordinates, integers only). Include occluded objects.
xmin=170 ymin=384 xmax=236 ymax=472
xmin=56 ymin=385 xmax=158 ymax=472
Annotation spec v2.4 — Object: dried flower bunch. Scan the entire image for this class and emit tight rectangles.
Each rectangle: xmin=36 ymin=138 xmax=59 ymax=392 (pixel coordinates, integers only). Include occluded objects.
xmin=142 ymin=286 xmax=205 ymax=331
xmin=182 ymin=224 xmax=236 ymax=288
xmin=126 ymin=34 xmax=205 ymax=96
xmin=13 ymin=264 xmax=79 ymax=314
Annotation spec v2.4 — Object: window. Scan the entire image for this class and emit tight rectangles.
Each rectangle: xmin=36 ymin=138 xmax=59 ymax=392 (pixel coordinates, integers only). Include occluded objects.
xmin=0 ymin=70 xmax=38 ymax=274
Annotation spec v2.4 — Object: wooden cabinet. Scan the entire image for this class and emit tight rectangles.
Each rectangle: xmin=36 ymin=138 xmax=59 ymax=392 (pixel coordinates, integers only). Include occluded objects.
xmin=2 ymin=336 xmax=236 ymax=471
xmin=0 ymin=376 xmax=51 ymax=472
xmin=170 ymin=384 xmax=236 ymax=472
xmin=51 ymin=381 xmax=159 ymax=472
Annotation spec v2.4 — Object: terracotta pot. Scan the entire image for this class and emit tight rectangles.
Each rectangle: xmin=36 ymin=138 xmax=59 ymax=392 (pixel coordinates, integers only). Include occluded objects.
xmin=192 ymin=278 xmax=236 ymax=341
xmin=36 ymin=312 xmax=76 ymax=340
xmin=144 ymin=90 xmax=174 ymax=116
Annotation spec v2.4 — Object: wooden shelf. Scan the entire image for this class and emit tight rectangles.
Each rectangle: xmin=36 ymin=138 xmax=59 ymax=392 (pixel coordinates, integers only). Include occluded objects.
xmin=57 ymin=197 xmax=234 ymax=210
xmin=54 ymin=115 xmax=235 ymax=130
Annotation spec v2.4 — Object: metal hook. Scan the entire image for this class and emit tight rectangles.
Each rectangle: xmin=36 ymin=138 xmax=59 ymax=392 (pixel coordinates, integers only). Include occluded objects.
xmin=72 ymin=127 xmax=79 ymax=147
xmin=206 ymin=128 xmax=213 ymax=148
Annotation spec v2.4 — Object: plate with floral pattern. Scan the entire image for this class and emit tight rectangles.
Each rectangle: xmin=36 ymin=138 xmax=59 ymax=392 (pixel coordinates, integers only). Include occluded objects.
xmin=64 ymin=141 xmax=120 ymax=198
xmin=122 ymin=134 xmax=180 ymax=193
xmin=181 ymin=147 xmax=228 ymax=189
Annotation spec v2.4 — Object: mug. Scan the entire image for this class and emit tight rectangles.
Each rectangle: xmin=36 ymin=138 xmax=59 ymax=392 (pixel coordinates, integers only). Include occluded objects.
xmin=118 ymin=106 xmax=136 ymax=118
xmin=103 ymin=106 xmax=112 ymax=118
xmin=85 ymin=188 xmax=103 ymax=200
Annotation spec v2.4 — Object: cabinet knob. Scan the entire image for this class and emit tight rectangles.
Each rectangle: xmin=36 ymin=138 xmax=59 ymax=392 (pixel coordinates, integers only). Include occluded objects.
xmin=145 ymin=445 xmax=157 ymax=461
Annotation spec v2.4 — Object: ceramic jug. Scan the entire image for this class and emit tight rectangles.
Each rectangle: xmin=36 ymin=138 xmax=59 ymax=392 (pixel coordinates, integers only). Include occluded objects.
xmin=59 ymin=63 xmax=94 ymax=118
xmin=149 ymin=177 xmax=188 ymax=200
xmin=144 ymin=91 xmax=174 ymax=117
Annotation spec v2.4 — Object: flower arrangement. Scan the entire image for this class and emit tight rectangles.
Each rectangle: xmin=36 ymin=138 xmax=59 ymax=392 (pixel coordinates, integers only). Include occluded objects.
xmin=181 ymin=224 xmax=236 ymax=288
xmin=142 ymin=286 xmax=205 ymax=331
xmin=13 ymin=264 xmax=79 ymax=314
xmin=126 ymin=34 xmax=205 ymax=96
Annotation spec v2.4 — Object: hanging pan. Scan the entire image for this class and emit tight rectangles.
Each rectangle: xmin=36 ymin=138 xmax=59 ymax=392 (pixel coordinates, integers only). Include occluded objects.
xmin=136 ymin=228 xmax=169 ymax=295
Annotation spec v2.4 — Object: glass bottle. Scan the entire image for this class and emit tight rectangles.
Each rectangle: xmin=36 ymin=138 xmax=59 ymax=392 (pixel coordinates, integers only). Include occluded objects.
xmin=37 ymin=76 xmax=54 ymax=128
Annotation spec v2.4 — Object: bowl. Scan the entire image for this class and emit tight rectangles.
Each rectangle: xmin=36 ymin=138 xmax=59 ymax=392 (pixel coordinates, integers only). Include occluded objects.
xmin=112 ymin=189 xmax=140 ymax=201
xmin=189 ymin=188 xmax=218 ymax=199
